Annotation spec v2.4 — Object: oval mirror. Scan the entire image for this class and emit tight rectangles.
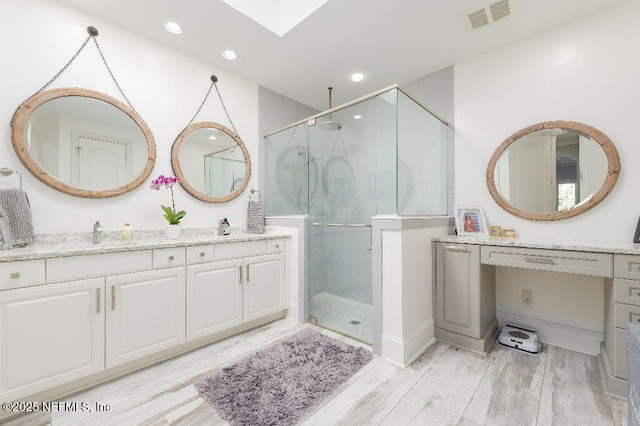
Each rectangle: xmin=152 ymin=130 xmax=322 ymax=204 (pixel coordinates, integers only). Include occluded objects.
xmin=171 ymin=122 xmax=251 ymax=203
xmin=11 ymin=87 xmax=156 ymax=198
xmin=486 ymin=121 xmax=620 ymax=221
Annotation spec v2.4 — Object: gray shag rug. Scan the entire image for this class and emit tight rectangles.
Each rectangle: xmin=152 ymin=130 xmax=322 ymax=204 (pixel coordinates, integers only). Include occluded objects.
xmin=194 ymin=329 xmax=373 ymax=425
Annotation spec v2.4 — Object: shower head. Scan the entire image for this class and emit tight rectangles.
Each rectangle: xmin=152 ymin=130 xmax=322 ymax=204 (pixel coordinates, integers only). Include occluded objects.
xmin=318 ymin=119 xmax=342 ymax=131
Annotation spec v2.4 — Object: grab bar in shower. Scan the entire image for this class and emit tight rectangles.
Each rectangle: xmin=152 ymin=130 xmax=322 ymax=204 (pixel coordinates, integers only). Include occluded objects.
xmin=312 ymin=223 xmax=372 ymax=227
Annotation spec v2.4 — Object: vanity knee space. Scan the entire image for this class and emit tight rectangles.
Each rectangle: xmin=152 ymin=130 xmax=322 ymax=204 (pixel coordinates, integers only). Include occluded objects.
xmin=433 ymin=237 xmax=640 ymax=397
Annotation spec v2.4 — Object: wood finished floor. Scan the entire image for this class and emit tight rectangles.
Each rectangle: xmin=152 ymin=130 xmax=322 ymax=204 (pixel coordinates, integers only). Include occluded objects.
xmin=3 ymin=318 xmax=628 ymax=425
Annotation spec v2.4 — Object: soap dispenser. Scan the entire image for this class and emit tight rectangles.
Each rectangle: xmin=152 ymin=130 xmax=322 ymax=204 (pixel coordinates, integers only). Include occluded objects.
xmin=120 ymin=223 xmax=133 ymax=241
xmin=218 ymin=218 xmax=230 ymax=236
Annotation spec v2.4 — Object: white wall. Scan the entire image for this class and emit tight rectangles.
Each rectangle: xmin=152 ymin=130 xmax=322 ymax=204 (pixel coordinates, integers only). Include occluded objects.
xmin=0 ymin=0 xmax=259 ymax=234
xmin=455 ymin=1 xmax=640 ymax=243
xmin=454 ymin=1 xmax=640 ymax=352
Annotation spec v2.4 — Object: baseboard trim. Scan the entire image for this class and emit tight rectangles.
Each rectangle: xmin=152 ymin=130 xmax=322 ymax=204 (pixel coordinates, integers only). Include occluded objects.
xmin=599 ymin=341 xmax=628 ymax=398
xmin=497 ymin=310 xmax=603 ymax=355
xmin=286 ymin=302 xmax=298 ymax=321
xmin=435 ymin=319 xmax=498 ymax=356
xmin=381 ymin=320 xmax=435 ymax=367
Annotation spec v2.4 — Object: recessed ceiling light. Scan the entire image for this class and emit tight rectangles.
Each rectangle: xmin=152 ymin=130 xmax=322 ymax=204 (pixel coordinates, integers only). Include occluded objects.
xmin=353 ymin=114 xmax=362 ymax=120
xmin=351 ymin=72 xmax=365 ymax=82
xmin=209 ymin=136 xmax=217 ymax=140
xmin=222 ymin=49 xmax=238 ymax=60
xmin=164 ymin=21 xmax=183 ymax=34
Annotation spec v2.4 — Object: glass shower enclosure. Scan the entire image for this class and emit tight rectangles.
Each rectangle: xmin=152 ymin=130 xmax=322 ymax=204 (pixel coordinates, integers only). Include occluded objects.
xmin=264 ymin=86 xmax=448 ymax=344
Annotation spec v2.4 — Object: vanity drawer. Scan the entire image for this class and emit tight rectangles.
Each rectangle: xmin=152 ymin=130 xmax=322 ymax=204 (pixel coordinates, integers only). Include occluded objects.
xmin=153 ymin=247 xmax=186 ymax=269
xmin=614 ymin=278 xmax=640 ymax=306
xmin=267 ymin=239 xmax=284 ymax=253
xmin=186 ymin=245 xmax=215 ymax=265
xmin=614 ymin=302 xmax=640 ymax=329
xmin=480 ymin=246 xmax=612 ymax=277
xmin=47 ymin=251 xmax=152 ymax=283
xmin=216 ymin=240 xmax=267 ymax=260
xmin=0 ymin=259 xmax=46 ymax=290
xmin=614 ymin=254 xmax=640 ymax=280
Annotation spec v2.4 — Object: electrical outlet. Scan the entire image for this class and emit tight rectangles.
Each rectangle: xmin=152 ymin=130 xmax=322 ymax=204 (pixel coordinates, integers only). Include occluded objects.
xmin=522 ymin=290 xmax=533 ymax=305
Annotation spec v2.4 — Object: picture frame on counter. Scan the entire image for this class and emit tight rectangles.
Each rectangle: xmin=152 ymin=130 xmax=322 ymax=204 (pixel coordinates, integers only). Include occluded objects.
xmin=502 ymin=229 xmax=517 ymax=238
xmin=453 ymin=205 xmax=489 ymax=236
xmin=634 ymin=216 xmax=640 ymax=243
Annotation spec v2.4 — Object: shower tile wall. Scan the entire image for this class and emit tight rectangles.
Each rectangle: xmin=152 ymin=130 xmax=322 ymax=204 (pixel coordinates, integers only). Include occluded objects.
xmin=311 ymin=226 xmax=371 ymax=304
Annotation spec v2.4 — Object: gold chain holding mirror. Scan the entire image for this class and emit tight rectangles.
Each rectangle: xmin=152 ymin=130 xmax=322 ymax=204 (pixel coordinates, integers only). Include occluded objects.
xmin=171 ymin=75 xmax=251 ymax=203
xmin=10 ymin=26 xmax=156 ymax=199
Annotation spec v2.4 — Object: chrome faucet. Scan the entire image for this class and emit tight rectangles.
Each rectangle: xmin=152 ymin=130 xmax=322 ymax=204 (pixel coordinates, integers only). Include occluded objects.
xmin=93 ymin=221 xmax=103 ymax=244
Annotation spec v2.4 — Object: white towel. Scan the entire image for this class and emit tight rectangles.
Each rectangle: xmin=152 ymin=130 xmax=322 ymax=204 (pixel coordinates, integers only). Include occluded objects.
xmin=247 ymin=199 xmax=265 ymax=234
xmin=0 ymin=189 xmax=35 ymax=246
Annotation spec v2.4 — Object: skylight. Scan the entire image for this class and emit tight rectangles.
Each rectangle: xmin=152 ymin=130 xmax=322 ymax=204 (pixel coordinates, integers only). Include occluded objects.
xmin=221 ymin=0 xmax=328 ymax=37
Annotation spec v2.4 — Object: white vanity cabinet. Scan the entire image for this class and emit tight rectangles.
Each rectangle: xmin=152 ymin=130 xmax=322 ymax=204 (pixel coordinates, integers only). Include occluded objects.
xmin=434 ymin=242 xmax=496 ymax=353
xmin=187 ymin=259 xmax=243 ymax=340
xmin=243 ymin=253 xmax=285 ymax=322
xmin=106 ymin=266 xmax=186 ymax=368
xmin=0 ymin=234 xmax=289 ymax=404
xmin=186 ymin=240 xmax=286 ymax=341
xmin=0 ymin=278 xmax=105 ymax=400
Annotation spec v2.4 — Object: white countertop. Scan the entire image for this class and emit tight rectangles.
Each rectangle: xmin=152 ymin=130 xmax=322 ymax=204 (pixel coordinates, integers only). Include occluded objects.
xmin=433 ymin=235 xmax=640 ymax=255
xmin=0 ymin=228 xmax=290 ymax=262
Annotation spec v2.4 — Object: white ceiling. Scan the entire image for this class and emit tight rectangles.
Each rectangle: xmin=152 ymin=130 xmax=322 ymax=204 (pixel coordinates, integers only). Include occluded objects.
xmin=53 ymin=0 xmax=628 ymax=111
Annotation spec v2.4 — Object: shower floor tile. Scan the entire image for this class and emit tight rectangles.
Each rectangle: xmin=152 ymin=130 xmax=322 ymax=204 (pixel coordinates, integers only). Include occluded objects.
xmin=312 ymin=292 xmax=372 ymax=344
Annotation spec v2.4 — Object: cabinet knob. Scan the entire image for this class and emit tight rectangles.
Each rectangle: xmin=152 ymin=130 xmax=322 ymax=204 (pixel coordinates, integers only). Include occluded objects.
xmin=199 ymin=252 xmax=206 ymax=257
xmin=10 ymin=272 xmax=20 ymax=279
xmin=168 ymin=255 xmax=175 ymax=261
xmin=275 ymin=244 xmax=280 ymax=249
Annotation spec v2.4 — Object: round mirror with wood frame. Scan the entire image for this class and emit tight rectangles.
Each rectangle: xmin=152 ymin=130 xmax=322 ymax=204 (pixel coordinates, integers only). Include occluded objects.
xmin=171 ymin=122 xmax=251 ymax=203
xmin=486 ymin=120 xmax=620 ymax=221
xmin=11 ymin=87 xmax=156 ymax=198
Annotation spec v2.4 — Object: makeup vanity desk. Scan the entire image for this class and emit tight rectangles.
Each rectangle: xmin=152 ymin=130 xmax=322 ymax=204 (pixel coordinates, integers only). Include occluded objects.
xmin=432 ymin=235 xmax=640 ymax=397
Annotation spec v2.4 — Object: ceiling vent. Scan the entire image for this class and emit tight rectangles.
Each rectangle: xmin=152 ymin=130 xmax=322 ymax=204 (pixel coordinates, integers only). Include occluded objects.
xmin=463 ymin=0 xmax=518 ymax=30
